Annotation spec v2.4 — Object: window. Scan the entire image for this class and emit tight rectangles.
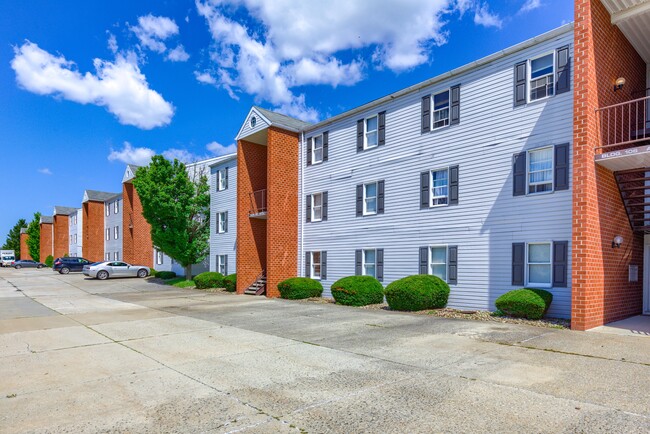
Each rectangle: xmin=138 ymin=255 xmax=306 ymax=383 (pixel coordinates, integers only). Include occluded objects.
xmin=527 ymin=243 xmax=551 ymax=286
xmin=156 ymin=249 xmax=163 ymax=265
xmin=114 ymin=251 xmax=119 ymax=261
xmin=70 ymin=235 xmax=73 ymax=244
xmin=217 ymin=212 xmax=228 ymax=233
xmin=74 ymin=234 xmax=77 ymax=244
xmin=73 ymin=214 xmax=77 ymax=225
xmin=105 ymin=253 xmax=110 ymax=261
xmin=429 ymin=246 xmax=447 ymax=281
xmin=312 ymin=134 xmax=324 ymax=163
xmin=363 ymin=182 xmax=377 ymax=215
xmin=217 ymin=169 xmax=228 ymax=191
xmin=432 ymin=90 xmax=450 ymax=129
xmin=105 ymin=204 xmax=110 ymax=216
xmin=114 ymin=226 xmax=119 ymax=240
xmin=430 ymin=169 xmax=449 ymax=206
xmin=363 ymin=249 xmax=376 ymax=278
xmin=365 ymin=116 xmax=378 ymax=149
xmin=311 ymin=251 xmax=322 ymax=279
xmin=217 ymin=255 xmax=227 ymax=274
xmin=106 ymin=228 xmax=110 ymax=241
xmin=311 ymin=193 xmax=323 ymax=222
xmin=529 ymin=53 xmax=554 ymax=102
xmin=528 ymin=147 xmax=553 ymax=194
xmin=114 ymin=200 xmax=119 ymax=214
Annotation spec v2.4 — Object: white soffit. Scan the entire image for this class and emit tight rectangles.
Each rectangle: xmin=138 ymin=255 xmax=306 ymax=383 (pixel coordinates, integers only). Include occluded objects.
xmin=601 ymin=0 xmax=650 ymax=62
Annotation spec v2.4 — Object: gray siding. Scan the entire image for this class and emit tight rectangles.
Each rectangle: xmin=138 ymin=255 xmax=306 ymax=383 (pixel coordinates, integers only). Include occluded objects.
xmin=68 ymin=209 xmax=82 ymax=258
xmin=237 ymin=108 xmax=270 ymax=141
xmin=299 ymin=30 xmax=574 ymax=318
xmin=104 ymin=196 xmax=123 ymax=261
xmin=210 ymin=159 xmax=237 ymax=276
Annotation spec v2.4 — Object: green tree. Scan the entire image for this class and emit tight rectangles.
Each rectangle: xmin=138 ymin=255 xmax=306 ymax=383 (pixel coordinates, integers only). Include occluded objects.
xmin=2 ymin=218 xmax=27 ymax=258
xmin=133 ymin=156 xmax=210 ymax=279
xmin=25 ymin=212 xmax=41 ymax=262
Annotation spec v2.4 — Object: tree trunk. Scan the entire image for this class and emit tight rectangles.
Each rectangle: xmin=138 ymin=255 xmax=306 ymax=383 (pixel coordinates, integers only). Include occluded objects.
xmin=184 ymin=265 xmax=192 ymax=280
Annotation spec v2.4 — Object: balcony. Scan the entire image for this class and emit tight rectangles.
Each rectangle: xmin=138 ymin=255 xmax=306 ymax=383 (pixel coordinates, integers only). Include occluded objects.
xmin=249 ymin=189 xmax=267 ymax=219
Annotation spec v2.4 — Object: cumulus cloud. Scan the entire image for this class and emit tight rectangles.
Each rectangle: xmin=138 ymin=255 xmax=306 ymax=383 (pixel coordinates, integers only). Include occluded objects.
xmin=519 ymin=0 xmax=542 ymax=13
xmin=11 ymin=41 xmax=175 ymax=129
xmin=474 ymin=3 xmax=503 ymax=28
xmin=167 ymin=45 xmax=190 ymax=62
xmin=37 ymin=168 xmax=53 ymax=175
xmin=131 ymin=15 xmax=179 ymax=53
xmin=108 ymin=142 xmax=155 ymax=165
xmin=206 ymin=141 xmax=237 ymax=156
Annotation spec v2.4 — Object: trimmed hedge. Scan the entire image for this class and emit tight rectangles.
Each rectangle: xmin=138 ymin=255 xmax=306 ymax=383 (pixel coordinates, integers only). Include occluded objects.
xmin=194 ymin=272 xmax=225 ymax=289
xmin=278 ymin=277 xmax=323 ymax=299
xmin=156 ymin=271 xmax=177 ymax=280
xmin=224 ymin=274 xmax=237 ymax=292
xmin=384 ymin=274 xmax=450 ymax=311
xmin=495 ymin=288 xmax=553 ymax=320
xmin=45 ymin=255 xmax=54 ymax=268
xmin=331 ymin=276 xmax=384 ymax=306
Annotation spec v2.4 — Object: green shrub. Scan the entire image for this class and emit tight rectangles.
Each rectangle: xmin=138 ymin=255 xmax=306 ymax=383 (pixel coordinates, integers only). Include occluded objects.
xmin=278 ymin=277 xmax=323 ymax=299
xmin=384 ymin=274 xmax=450 ymax=311
xmin=331 ymin=276 xmax=384 ymax=306
xmin=194 ymin=272 xmax=225 ymax=289
xmin=149 ymin=268 xmax=157 ymax=276
xmin=224 ymin=273 xmax=237 ymax=292
xmin=44 ymin=255 xmax=54 ymax=268
xmin=495 ymin=288 xmax=553 ymax=320
xmin=156 ymin=271 xmax=177 ymax=280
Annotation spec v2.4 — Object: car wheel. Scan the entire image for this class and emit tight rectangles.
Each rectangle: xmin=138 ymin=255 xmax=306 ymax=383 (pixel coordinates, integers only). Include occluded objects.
xmin=37 ymin=265 xmax=43 ymax=269
xmin=97 ymin=270 xmax=109 ymax=280
xmin=14 ymin=265 xmax=21 ymax=269
xmin=60 ymin=267 xmax=70 ymax=274
xmin=137 ymin=269 xmax=148 ymax=278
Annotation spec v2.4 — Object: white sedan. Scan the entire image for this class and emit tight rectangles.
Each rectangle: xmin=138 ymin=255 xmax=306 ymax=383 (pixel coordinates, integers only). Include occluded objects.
xmin=83 ymin=261 xmax=150 ymax=280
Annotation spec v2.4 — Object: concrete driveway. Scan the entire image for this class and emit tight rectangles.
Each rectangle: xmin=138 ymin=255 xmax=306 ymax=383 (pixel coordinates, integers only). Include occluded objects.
xmin=1 ymin=267 xmax=649 ymax=433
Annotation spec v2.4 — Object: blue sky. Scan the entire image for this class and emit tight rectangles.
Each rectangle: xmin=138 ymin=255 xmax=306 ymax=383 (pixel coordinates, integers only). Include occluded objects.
xmin=0 ymin=0 xmax=573 ymax=240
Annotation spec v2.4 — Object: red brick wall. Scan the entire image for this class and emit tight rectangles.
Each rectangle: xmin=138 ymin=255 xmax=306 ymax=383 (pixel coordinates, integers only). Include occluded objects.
xmin=83 ymin=202 xmax=104 ymax=262
xmin=20 ymin=233 xmax=32 ymax=260
xmin=572 ymin=0 xmax=647 ymax=330
xmin=236 ymin=139 xmax=268 ymax=294
xmin=265 ymin=127 xmax=299 ymax=297
xmin=39 ymin=222 xmax=53 ymax=262
xmin=123 ymin=182 xmax=153 ymax=267
xmin=53 ymin=215 xmax=70 ymax=259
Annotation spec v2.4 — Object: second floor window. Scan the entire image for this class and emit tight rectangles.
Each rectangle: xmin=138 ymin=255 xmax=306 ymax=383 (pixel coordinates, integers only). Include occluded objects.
xmin=528 ymin=147 xmax=553 ymax=194
xmin=114 ymin=200 xmax=119 ymax=214
xmin=217 ymin=211 xmax=228 ymax=233
xmin=364 ymin=182 xmax=377 ymax=215
xmin=114 ymin=226 xmax=119 ymax=240
xmin=106 ymin=228 xmax=109 ymax=241
xmin=218 ymin=168 xmax=228 ymax=191
xmin=105 ymin=204 xmax=110 ymax=216
xmin=365 ymin=116 xmax=378 ymax=149
xmin=312 ymin=135 xmax=323 ymax=164
xmin=312 ymin=193 xmax=323 ymax=222
xmin=432 ymin=90 xmax=450 ymax=129
xmin=529 ymin=53 xmax=554 ymax=102
xmin=431 ymin=169 xmax=449 ymax=206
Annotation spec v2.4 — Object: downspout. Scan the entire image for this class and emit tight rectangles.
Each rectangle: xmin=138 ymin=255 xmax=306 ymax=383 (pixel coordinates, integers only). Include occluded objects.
xmin=299 ymin=130 xmax=304 ymax=278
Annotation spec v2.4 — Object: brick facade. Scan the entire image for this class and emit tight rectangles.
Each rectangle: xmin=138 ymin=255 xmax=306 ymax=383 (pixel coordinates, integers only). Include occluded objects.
xmin=122 ymin=182 xmax=153 ymax=268
xmin=82 ymin=201 xmax=104 ymax=262
xmin=20 ymin=233 xmax=32 ymax=260
xmin=572 ymin=0 xmax=647 ymax=330
xmin=53 ymin=214 xmax=70 ymax=259
xmin=39 ymin=222 xmax=53 ymax=262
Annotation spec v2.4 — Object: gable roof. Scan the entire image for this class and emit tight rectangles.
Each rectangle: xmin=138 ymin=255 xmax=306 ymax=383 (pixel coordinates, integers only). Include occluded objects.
xmin=207 ymin=152 xmax=237 ymax=167
xmin=53 ymin=206 xmax=78 ymax=216
xmin=122 ymin=164 xmax=140 ymax=184
xmin=253 ymin=106 xmax=312 ymax=132
xmin=40 ymin=215 xmax=53 ymax=224
xmin=83 ymin=190 xmax=121 ymax=203
xmin=20 ymin=228 xmax=27 ymax=234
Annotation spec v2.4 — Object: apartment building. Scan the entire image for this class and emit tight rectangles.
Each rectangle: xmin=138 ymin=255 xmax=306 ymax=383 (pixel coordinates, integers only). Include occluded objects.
xmin=52 ymin=206 xmax=77 ymax=258
xmin=210 ymin=153 xmax=237 ymax=276
xmin=68 ymin=208 xmax=82 ymax=257
xmin=39 ymin=215 xmax=53 ymax=261
xmin=19 ymin=228 xmax=31 ymax=260
xmin=104 ymin=194 xmax=123 ymax=261
xmin=82 ymin=190 xmax=120 ymax=262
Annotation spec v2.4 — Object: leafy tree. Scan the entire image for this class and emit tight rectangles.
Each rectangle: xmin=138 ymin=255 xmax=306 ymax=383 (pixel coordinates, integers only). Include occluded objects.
xmin=133 ymin=156 xmax=210 ymax=279
xmin=2 ymin=218 xmax=27 ymax=257
xmin=25 ymin=212 xmax=41 ymax=262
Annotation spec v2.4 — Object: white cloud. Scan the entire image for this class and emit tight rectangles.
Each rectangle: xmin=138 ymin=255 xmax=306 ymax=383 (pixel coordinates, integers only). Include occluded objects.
xmin=108 ymin=142 xmax=155 ymax=165
xmin=37 ymin=168 xmax=52 ymax=175
xmin=167 ymin=45 xmax=190 ymax=62
xmin=474 ymin=2 xmax=503 ymax=28
xmin=194 ymin=71 xmax=217 ymax=85
xmin=107 ymin=33 xmax=118 ymax=54
xmin=11 ymin=42 xmax=175 ymax=129
xmin=519 ymin=0 xmax=542 ymax=14
xmin=131 ymin=15 xmax=179 ymax=53
xmin=162 ymin=148 xmax=202 ymax=163
xmin=206 ymin=141 xmax=237 ymax=156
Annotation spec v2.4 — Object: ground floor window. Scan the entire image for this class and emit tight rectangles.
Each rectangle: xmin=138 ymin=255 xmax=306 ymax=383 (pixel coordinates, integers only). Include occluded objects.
xmin=527 ymin=242 xmax=551 ymax=286
xmin=105 ymin=253 xmax=110 ymax=261
xmin=429 ymin=246 xmax=447 ymax=281
xmin=217 ymin=255 xmax=227 ymax=275
xmin=363 ymin=249 xmax=376 ymax=278
xmin=156 ymin=249 xmax=163 ymax=265
xmin=311 ymin=251 xmax=321 ymax=279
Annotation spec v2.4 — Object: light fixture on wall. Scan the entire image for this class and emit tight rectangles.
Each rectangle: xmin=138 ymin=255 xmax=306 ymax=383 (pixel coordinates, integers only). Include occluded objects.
xmin=614 ymin=77 xmax=626 ymax=92
xmin=612 ymin=235 xmax=624 ymax=248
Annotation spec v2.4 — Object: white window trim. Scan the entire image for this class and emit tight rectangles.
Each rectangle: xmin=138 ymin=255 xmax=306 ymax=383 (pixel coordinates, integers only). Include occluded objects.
xmin=312 ymin=134 xmax=324 ymax=164
xmin=114 ymin=226 xmax=119 ymax=240
xmin=156 ymin=249 xmax=163 ymax=265
xmin=429 ymin=245 xmax=448 ymax=282
xmin=362 ymin=248 xmax=377 ymax=278
xmin=526 ymin=146 xmax=554 ymax=196
xmin=527 ymin=51 xmax=555 ymax=104
xmin=105 ymin=204 xmax=110 ymax=216
xmin=311 ymin=193 xmax=323 ymax=222
xmin=310 ymin=251 xmax=322 ymax=280
xmin=526 ymin=242 xmax=553 ymax=288
xmin=431 ymin=89 xmax=451 ymax=131
xmin=105 ymin=253 xmax=110 ymax=261
xmin=106 ymin=228 xmax=110 ymax=241
xmin=364 ymin=115 xmax=378 ymax=150
xmin=429 ymin=167 xmax=450 ymax=208
xmin=363 ymin=182 xmax=378 ymax=216
xmin=114 ymin=200 xmax=119 ymax=214
xmin=217 ymin=212 xmax=227 ymax=233
xmin=217 ymin=255 xmax=227 ymax=274
xmin=217 ymin=169 xmax=227 ymax=191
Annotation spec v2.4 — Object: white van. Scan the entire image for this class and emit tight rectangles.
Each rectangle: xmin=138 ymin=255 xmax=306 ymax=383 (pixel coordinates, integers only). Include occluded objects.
xmin=0 ymin=250 xmax=15 ymax=267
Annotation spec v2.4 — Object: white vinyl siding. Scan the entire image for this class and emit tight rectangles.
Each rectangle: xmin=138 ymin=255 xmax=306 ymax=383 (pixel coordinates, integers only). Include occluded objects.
xmin=529 ymin=52 xmax=555 ymax=102
xmin=210 ymin=159 xmax=237 ymax=276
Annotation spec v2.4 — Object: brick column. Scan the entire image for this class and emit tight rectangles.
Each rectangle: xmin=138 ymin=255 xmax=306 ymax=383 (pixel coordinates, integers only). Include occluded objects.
xmin=82 ymin=202 xmax=104 ymax=262
xmin=39 ymin=222 xmax=53 ymax=262
xmin=123 ymin=183 xmax=153 ymax=267
xmin=53 ymin=214 xmax=70 ymax=259
xmin=20 ymin=233 xmax=32 ymax=260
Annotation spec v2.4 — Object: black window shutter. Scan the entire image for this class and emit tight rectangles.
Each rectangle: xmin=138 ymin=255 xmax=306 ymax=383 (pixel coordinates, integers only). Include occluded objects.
xmin=554 ymin=143 xmax=569 ymax=191
xmin=420 ymin=171 xmax=430 ymax=208
xmin=356 ymin=184 xmax=363 ymax=217
xmin=376 ymin=249 xmax=384 ymax=281
xmin=377 ymin=180 xmax=385 ymax=214
xmin=357 ymin=119 xmax=364 ymax=152
xmin=449 ymin=165 xmax=459 ymax=205
xmin=307 ymin=137 xmax=312 ymax=166
xmin=225 ymin=167 xmax=229 ymax=189
xmin=378 ymin=111 xmax=386 ymax=146
xmin=421 ymin=96 xmax=431 ymax=134
xmin=450 ymin=85 xmax=460 ymax=125
xmin=512 ymin=243 xmax=525 ymax=286
xmin=323 ymin=131 xmax=329 ymax=161
xmin=355 ymin=250 xmax=362 ymax=276
xmin=305 ymin=251 xmax=311 ymax=278
xmin=553 ymin=241 xmax=568 ymax=287
xmin=514 ymin=61 xmax=527 ymax=107
xmin=556 ymin=45 xmax=570 ymax=95
xmin=224 ymin=211 xmax=228 ymax=233
xmin=448 ymin=246 xmax=458 ymax=284
xmin=224 ymin=255 xmax=228 ymax=275
xmin=321 ymin=251 xmax=327 ymax=280
xmin=322 ymin=191 xmax=328 ymax=221
xmin=513 ymin=152 xmax=527 ymax=196
xmin=419 ymin=246 xmax=428 ymax=275
xmin=306 ymin=195 xmax=311 ymax=223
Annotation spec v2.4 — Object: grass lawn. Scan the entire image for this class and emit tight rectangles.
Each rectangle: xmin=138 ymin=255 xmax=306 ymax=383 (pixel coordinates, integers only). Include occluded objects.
xmin=164 ymin=277 xmax=196 ymax=288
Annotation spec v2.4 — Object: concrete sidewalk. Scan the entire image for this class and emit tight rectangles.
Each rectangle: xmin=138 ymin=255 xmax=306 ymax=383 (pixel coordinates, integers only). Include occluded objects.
xmin=1 ymin=267 xmax=649 ymax=433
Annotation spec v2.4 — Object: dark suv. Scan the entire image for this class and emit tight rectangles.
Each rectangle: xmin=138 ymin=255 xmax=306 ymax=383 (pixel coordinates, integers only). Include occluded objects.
xmin=53 ymin=257 xmax=93 ymax=274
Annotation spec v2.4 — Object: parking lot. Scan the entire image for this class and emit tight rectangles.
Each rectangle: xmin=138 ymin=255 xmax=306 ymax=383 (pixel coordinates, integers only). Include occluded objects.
xmin=1 ymin=267 xmax=649 ymax=433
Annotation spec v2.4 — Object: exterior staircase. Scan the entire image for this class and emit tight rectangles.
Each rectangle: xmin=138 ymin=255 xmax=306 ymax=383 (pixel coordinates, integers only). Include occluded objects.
xmin=615 ymin=168 xmax=650 ymax=232
xmin=245 ymin=271 xmax=266 ymax=295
